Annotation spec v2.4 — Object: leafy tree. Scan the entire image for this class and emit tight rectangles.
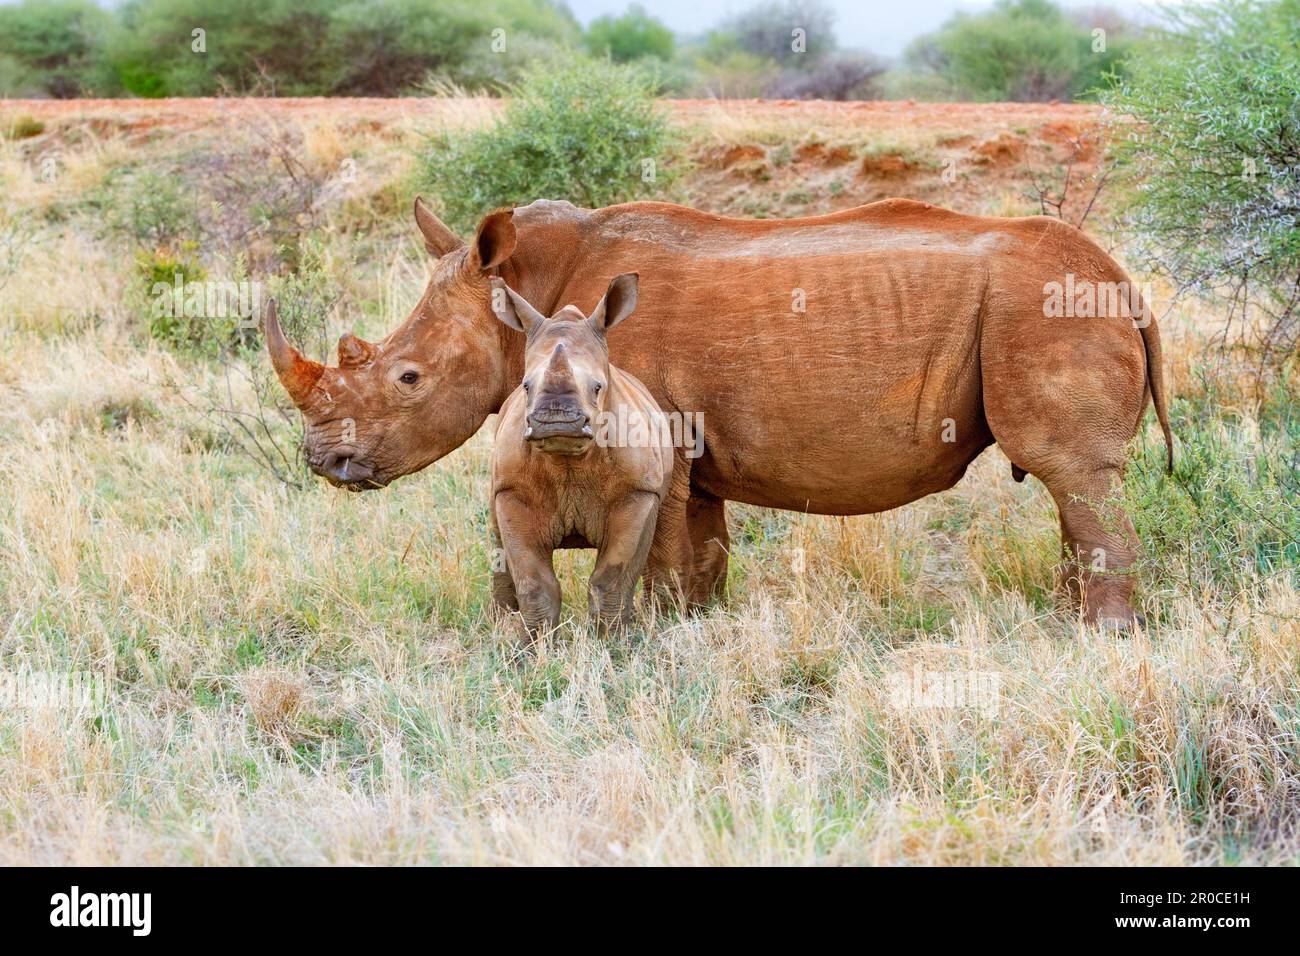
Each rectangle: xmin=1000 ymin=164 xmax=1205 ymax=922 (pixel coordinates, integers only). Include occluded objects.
xmin=107 ymin=0 xmax=338 ymax=96
xmin=683 ymin=1 xmax=860 ymax=98
xmin=904 ymin=0 xmax=1133 ymax=102
xmin=765 ymin=53 xmax=883 ymax=100
xmin=326 ymin=0 xmax=579 ymax=94
xmin=584 ymin=4 xmax=674 ymax=63
xmin=104 ymin=0 xmax=579 ymax=97
xmin=0 ymin=0 xmax=112 ymax=97
xmin=677 ymin=31 xmax=775 ymax=98
xmin=325 ymin=0 xmax=490 ymax=95
xmin=717 ymin=0 xmax=836 ymax=68
xmin=1104 ymin=0 xmax=1300 ymax=367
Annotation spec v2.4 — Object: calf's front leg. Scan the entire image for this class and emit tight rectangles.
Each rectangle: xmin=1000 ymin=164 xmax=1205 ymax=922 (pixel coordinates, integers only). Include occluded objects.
xmin=589 ymin=492 xmax=660 ymax=633
xmin=488 ymin=513 xmax=519 ymax=614
xmin=494 ymin=493 xmax=561 ymax=639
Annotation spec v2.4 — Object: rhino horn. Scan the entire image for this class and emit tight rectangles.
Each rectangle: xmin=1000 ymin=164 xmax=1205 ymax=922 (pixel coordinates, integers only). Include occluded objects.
xmin=264 ymin=299 xmax=324 ymax=408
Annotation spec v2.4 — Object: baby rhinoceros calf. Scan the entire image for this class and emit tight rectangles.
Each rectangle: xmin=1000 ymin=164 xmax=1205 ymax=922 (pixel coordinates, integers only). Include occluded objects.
xmin=488 ymin=273 xmax=674 ymax=636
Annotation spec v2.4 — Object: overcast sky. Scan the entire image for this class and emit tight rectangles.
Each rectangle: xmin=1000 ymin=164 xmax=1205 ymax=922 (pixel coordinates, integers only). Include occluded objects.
xmin=564 ymin=0 xmax=1172 ymax=57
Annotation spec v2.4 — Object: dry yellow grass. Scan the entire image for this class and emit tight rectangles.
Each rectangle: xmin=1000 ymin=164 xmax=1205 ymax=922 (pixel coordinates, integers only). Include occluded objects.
xmin=0 ymin=102 xmax=1295 ymax=866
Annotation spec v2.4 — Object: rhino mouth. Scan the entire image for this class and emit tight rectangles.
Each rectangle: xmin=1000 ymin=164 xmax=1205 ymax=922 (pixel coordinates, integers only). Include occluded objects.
xmin=310 ymin=451 xmax=389 ymax=491
xmin=327 ymin=470 xmax=388 ymax=493
xmin=525 ymin=405 xmax=591 ymax=439
xmin=524 ymin=412 xmax=594 ymax=455
xmin=340 ymin=475 xmax=387 ymax=493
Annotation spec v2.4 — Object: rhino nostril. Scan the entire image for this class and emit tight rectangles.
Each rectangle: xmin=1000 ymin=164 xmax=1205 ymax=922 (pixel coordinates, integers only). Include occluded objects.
xmin=313 ymin=451 xmax=351 ymax=480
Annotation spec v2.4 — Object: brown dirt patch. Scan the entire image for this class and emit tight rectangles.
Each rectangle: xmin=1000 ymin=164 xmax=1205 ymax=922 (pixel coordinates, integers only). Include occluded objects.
xmin=972 ymin=132 xmax=1027 ymax=165
xmin=860 ymin=153 xmax=919 ymax=178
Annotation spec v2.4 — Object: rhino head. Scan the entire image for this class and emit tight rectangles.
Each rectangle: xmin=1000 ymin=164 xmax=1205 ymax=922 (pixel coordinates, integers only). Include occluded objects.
xmin=489 ymin=273 xmax=639 ymax=456
xmin=266 ymin=201 xmax=519 ymax=491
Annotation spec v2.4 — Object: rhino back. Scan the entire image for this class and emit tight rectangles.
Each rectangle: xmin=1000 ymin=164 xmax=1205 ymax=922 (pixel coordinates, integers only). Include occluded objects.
xmin=509 ymin=199 xmax=1121 ymax=514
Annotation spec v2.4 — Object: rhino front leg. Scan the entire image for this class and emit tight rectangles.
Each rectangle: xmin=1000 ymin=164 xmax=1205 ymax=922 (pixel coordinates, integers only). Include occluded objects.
xmin=488 ymin=512 xmax=519 ymax=614
xmin=493 ymin=494 xmax=561 ymax=639
xmin=590 ymin=492 xmax=659 ymax=633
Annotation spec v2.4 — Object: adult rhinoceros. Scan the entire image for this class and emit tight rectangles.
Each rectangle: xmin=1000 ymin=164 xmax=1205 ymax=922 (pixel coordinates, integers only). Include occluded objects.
xmin=266 ymin=197 xmax=1173 ymax=626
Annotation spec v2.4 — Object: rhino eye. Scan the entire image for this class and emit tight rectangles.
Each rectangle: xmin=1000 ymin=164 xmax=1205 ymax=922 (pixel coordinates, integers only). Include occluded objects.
xmin=399 ymin=371 xmax=419 ymax=385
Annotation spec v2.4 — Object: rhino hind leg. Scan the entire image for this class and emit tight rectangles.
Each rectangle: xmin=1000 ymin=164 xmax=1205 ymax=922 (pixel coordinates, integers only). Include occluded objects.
xmin=982 ymin=324 xmax=1149 ymax=627
xmin=1044 ymin=467 xmax=1141 ymax=627
xmin=492 ymin=569 xmax=520 ymax=614
xmin=685 ymin=493 xmax=729 ymax=609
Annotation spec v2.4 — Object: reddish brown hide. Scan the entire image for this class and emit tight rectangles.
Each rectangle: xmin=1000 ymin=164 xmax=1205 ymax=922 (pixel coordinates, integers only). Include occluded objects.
xmin=488 ymin=273 xmax=677 ymax=635
xmin=267 ymin=197 xmax=1173 ymax=626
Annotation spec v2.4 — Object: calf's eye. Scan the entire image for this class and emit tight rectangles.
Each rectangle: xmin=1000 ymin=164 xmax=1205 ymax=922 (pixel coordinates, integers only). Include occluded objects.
xmin=399 ymin=371 xmax=419 ymax=385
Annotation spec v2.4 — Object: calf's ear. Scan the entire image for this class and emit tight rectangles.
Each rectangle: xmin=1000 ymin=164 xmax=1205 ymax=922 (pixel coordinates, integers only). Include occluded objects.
xmin=489 ymin=278 xmax=545 ymax=334
xmin=590 ymin=273 xmax=638 ymax=332
xmin=414 ymin=197 xmax=463 ymax=257
xmin=469 ymin=210 xmax=517 ymax=274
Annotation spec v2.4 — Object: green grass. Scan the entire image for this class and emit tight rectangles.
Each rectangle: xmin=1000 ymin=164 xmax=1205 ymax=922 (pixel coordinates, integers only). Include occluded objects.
xmin=0 ymin=103 xmax=1296 ymax=865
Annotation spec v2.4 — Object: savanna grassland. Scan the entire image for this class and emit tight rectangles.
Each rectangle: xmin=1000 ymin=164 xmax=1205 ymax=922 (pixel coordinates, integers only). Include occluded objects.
xmin=0 ymin=97 xmax=1297 ymax=865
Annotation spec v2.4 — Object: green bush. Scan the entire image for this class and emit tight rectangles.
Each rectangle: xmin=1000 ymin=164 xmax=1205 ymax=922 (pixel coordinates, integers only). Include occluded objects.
xmin=903 ymin=0 xmax=1134 ymax=102
xmin=1125 ymin=364 xmax=1299 ymax=605
xmin=103 ymin=0 xmax=579 ymax=97
xmin=419 ymin=58 xmax=677 ymax=232
xmin=138 ymin=247 xmax=209 ymax=352
xmin=106 ymin=171 xmax=197 ymax=252
xmin=583 ymin=4 xmax=675 ymax=63
xmin=0 ymin=0 xmax=112 ymax=97
xmin=1103 ymin=0 xmax=1300 ymax=365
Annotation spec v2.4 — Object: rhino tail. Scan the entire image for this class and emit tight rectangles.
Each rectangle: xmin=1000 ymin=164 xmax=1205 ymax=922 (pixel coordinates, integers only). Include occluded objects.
xmin=1133 ymin=291 xmax=1175 ymax=475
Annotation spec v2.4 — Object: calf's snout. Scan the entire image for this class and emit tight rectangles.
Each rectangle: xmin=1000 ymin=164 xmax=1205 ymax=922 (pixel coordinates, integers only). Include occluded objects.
xmin=525 ymin=398 xmax=592 ymax=441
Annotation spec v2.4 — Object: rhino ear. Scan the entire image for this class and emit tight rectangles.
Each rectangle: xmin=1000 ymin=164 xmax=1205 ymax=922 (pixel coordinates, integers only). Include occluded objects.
xmin=589 ymin=272 xmax=638 ymax=333
xmin=489 ymin=278 xmax=544 ymax=334
xmin=414 ymin=197 xmax=463 ymax=257
xmin=469 ymin=210 xmax=516 ymax=274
